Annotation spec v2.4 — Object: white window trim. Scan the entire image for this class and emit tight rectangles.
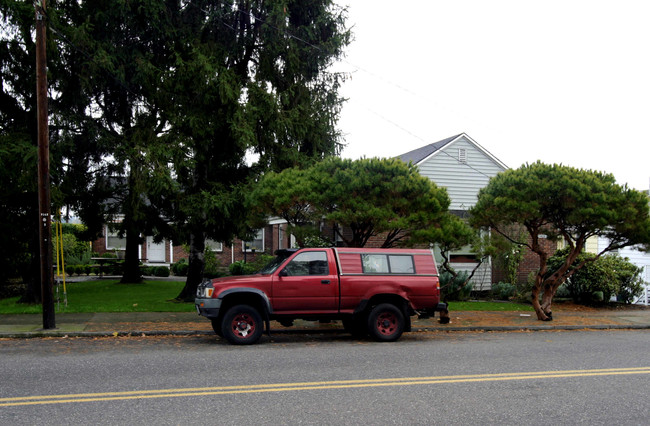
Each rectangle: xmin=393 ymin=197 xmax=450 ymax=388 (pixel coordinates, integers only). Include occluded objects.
xmin=458 ymin=148 xmax=467 ymax=164
xmin=205 ymin=239 xmax=224 ymax=252
xmin=105 ymin=225 xmax=126 ymax=250
xmin=243 ymin=229 xmax=265 ymax=253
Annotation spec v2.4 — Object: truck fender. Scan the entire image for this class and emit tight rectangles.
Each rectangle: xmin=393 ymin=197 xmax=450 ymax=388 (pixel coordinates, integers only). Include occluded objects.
xmin=218 ymin=288 xmax=273 ymax=334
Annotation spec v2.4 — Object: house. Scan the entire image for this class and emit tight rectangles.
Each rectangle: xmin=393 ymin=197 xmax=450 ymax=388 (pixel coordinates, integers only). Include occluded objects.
xmin=397 ymin=133 xmax=508 ymax=290
xmin=92 ymin=221 xmax=292 ymax=270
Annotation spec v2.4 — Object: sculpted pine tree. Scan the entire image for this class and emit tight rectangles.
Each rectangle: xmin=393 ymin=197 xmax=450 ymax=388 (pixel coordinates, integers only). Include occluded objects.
xmin=313 ymin=158 xmax=450 ymax=248
xmin=250 ymin=157 xmax=450 ymax=248
xmin=248 ymin=168 xmax=318 ymax=247
xmin=470 ymin=162 xmax=650 ymax=321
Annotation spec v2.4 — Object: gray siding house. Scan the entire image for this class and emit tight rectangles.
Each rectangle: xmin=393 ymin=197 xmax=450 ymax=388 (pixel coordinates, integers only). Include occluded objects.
xmin=398 ymin=133 xmax=508 ymax=290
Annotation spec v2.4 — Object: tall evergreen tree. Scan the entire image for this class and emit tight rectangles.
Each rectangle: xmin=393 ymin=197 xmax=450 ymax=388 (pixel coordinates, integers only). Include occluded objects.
xmin=0 ymin=0 xmax=85 ymax=300
xmin=1 ymin=1 xmax=349 ymax=299
xmin=162 ymin=1 xmax=350 ymax=300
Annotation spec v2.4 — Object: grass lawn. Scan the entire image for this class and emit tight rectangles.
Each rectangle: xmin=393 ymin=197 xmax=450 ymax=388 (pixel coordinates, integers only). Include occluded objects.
xmin=1 ymin=280 xmax=535 ymax=315
xmin=0 ymin=280 xmax=195 ymax=314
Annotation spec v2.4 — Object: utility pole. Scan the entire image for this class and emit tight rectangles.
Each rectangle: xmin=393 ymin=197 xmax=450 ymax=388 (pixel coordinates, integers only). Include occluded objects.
xmin=35 ymin=0 xmax=55 ymax=329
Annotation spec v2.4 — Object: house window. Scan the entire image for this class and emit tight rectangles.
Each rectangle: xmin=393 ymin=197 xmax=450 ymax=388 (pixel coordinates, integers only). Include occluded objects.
xmin=106 ymin=226 xmax=126 ymax=250
xmin=243 ymin=229 xmax=264 ymax=252
xmin=205 ymin=239 xmax=223 ymax=252
xmin=278 ymin=226 xmax=287 ymax=250
xmin=458 ymin=148 xmax=467 ymax=164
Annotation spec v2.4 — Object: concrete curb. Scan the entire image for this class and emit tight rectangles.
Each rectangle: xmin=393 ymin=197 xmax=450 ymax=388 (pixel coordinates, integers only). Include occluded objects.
xmin=2 ymin=323 xmax=649 ymax=339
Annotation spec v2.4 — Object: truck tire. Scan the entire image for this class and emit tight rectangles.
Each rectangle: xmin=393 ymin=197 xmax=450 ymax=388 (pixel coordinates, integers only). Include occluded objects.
xmin=221 ymin=305 xmax=264 ymax=345
xmin=210 ymin=318 xmax=223 ymax=337
xmin=367 ymin=303 xmax=405 ymax=342
xmin=343 ymin=316 xmax=367 ymax=338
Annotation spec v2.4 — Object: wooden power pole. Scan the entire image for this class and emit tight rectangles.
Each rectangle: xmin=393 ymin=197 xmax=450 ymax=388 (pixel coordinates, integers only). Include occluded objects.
xmin=35 ymin=0 xmax=55 ymax=329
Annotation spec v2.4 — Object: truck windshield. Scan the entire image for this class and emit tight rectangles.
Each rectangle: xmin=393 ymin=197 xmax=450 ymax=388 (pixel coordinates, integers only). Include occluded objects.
xmin=257 ymin=250 xmax=295 ymax=274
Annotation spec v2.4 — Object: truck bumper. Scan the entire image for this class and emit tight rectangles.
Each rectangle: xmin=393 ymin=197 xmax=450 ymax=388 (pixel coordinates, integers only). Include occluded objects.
xmin=195 ymin=298 xmax=222 ymax=319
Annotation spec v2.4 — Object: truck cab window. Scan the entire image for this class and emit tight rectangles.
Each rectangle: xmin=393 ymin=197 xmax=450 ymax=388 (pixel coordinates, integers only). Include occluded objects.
xmin=283 ymin=251 xmax=329 ymax=276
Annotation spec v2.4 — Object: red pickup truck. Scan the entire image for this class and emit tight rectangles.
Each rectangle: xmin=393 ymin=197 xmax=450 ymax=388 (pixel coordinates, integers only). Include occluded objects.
xmin=195 ymin=247 xmax=449 ymax=344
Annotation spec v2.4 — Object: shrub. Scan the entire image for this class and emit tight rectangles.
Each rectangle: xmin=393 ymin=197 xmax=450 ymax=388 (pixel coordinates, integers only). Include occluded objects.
xmin=555 ymin=282 xmax=571 ymax=299
xmin=606 ymin=255 xmax=644 ymax=304
xmin=439 ymin=271 xmax=473 ymax=301
xmin=140 ymin=266 xmax=154 ymax=276
xmin=65 ymin=250 xmax=92 ymax=266
xmin=54 ymin=226 xmax=91 ymax=261
xmin=229 ymin=260 xmax=257 ymax=276
xmin=153 ymin=266 xmax=170 ymax=277
xmin=492 ymin=282 xmax=516 ymax=301
xmin=109 ymin=261 xmax=124 ymax=275
xmin=204 ymin=248 xmax=222 ymax=278
xmin=547 ymin=249 xmax=644 ymax=305
xmin=171 ymin=259 xmax=189 ymax=276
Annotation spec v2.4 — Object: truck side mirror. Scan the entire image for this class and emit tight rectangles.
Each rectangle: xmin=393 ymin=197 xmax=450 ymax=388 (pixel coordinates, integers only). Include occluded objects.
xmin=279 ymin=269 xmax=288 ymax=277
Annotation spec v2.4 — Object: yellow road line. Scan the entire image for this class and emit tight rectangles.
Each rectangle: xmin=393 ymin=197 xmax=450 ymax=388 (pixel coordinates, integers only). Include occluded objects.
xmin=2 ymin=367 xmax=649 ymax=407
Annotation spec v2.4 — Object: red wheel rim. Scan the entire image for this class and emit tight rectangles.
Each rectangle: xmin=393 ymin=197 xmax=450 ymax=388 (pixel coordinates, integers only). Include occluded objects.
xmin=231 ymin=313 xmax=256 ymax=339
xmin=375 ymin=312 xmax=398 ymax=336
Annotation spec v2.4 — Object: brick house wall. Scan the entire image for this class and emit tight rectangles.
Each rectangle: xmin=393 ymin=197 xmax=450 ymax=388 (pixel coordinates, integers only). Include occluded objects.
xmin=92 ymin=224 xmax=288 ymax=267
xmin=491 ymin=236 xmax=559 ymax=285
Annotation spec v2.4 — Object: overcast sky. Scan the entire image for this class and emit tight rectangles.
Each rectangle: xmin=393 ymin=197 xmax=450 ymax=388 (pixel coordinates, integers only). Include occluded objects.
xmin=334 ymin=0 xmax=650 ymax=191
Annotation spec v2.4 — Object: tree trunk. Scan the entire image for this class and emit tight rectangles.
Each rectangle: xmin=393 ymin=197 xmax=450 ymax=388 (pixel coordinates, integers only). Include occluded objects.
xmin=120 ymin=227 xmax=142 ymax=283
xmin=120 ymin=166 xmax=144 ymax=283
xmin=176 ymin=230 xmax=205 ymax=302
xmin=540 ymin=291 xmax=553 ymax=317
xmin=120 ymin=214 xmax=142 ymax=283
xmin=531 ymin=284 xmax=546 ymax=320
xmin=531 ymin=277 xmax=553 ymax=321
xmin=540 ymin=283 xmax=555 ymax=318
xmin=19 ymin=229 xmax=41 ymax=304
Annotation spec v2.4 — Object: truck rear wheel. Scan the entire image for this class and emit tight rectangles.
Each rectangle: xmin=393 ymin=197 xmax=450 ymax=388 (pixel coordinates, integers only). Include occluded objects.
xmin=343 ymin=316 xmax=367 ymax=338
xmin=221 ymin=305 xmax=263 ymax=345
xmin=367 ymin=303 xmax=405 ymax=342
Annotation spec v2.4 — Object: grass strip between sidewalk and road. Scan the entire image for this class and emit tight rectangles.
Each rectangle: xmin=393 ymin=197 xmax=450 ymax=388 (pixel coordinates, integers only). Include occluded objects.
xmin=0 ymin=280 xmax=534 ymax=315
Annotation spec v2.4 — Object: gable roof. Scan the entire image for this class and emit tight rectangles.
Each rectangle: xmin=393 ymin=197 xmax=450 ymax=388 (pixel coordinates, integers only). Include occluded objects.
xmin=397 ymin=133 xmax=508 ymax=170
xmin=397 ymin=134 xmax=462 ymax=164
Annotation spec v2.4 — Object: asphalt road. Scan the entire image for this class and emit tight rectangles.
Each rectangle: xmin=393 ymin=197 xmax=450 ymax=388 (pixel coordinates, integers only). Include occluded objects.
xmin=1 ymin=330 xmax=649 ymax=425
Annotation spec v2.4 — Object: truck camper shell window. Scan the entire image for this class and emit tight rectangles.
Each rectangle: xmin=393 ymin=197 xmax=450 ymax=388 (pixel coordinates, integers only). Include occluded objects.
xmin=389 ymin=255 xmax=415 ymax=274
xmin=361 ymin=254 xmax=415 ymax=274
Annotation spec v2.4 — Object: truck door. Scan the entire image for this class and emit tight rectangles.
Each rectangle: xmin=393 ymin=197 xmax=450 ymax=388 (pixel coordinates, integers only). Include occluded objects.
xmin=273 ymin=250 xmax=339 ymax=313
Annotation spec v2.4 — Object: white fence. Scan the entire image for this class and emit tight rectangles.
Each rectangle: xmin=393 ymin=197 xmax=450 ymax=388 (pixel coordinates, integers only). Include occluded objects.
xmin=635 ymin=283 xmax=649 ymax=306
xmin=451 ymin=261 xmax=492 ymax=292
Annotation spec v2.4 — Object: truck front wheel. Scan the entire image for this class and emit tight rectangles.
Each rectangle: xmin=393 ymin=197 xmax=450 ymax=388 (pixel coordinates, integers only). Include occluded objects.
xmin=211 ymin=318 xmax=223 ymax=337
xmin=367 ymin=303 xmax=405 ymax=342
xmin=221 ymin=305 xmax=264 ymax=345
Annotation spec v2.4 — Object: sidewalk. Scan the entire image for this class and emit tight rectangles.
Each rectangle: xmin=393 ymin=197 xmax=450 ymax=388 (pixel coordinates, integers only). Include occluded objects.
xmin=1 ymin=306 xmax=649 ymax=338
